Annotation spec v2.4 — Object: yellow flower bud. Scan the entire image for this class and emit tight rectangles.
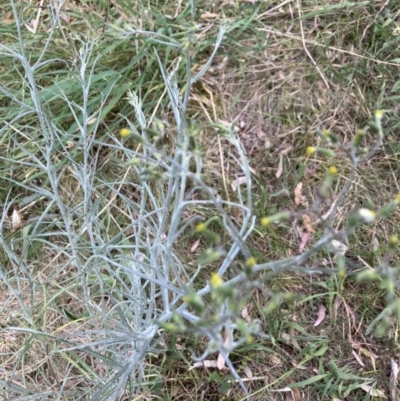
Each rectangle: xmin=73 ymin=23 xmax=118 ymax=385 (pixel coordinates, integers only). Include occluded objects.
xmin=306 ymin=146 xmax=316 ymax=156
xmin=210 ymin=273 xmax=223 ymax=288
xmin=120 ymin=128 xmax=131 ymax=137
xmin=261 ymin=217 xmax=270 ymax=226
xmin=328 ymin=166 xmax=337 ymax=175
xmin=246 ymin=335 xmax=254 ymax=344
xmin=195 ymin=223 xmax=206 ymax=232
xmin=246 ymin=257 xmax=256 ymax=269
xmin=389 ymin=235 xmax=398 ymax=247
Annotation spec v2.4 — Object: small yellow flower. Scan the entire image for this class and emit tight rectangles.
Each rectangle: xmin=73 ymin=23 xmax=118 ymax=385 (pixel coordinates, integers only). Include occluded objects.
xmin=246 ymin=335 xmax=254 ymax=344
xmin=322 ymin=129 xmax=331 ymax=138
xmin=395 ymin=194 xmax=400 ymax=204
xmin=120 ymin=128 xmax=131 ymax=137
xmin=183 ymin=295 xmax=191 ymax=303
xmin=306 ymin=146 xmax=316 ymax=156
xmin=328 ymin=166 xmax=337 ymax=175
xmin=375 ymin=110 xmax=384 ymax=119
xmin=210 ymin=273 xmax=223 ymax=288
xmin=389 ymin=235 xmax=398 ymax=246
xmin=337 ymin=269 xmax=346 ymax=279
xmin=261 ymin=217 xmax=270 ymax=227
xmin=246 ymin=257 xmax=257 ymax=269
xmin=195 ymin=223 xmax=206 ymax=232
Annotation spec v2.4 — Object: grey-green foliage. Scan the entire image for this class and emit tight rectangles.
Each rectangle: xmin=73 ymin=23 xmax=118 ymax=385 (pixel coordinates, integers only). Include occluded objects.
xmin=0 ymin=1 xmax=254 ymax=400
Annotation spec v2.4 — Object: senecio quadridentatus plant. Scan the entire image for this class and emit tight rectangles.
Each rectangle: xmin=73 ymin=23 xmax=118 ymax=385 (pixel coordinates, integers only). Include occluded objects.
xmin=1 ymin=1 xmax=399 ymax=398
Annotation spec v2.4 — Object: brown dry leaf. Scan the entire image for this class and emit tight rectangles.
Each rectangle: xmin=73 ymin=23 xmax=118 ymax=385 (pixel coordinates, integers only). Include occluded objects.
xmin=313 ymin=304 xmax=326 ymax=327
xmin=243 ymin=365 xmax=253 ymax=379
xmin=231 ymin=176 xmax=247 ymax=191
xmin=276 ymin=153 xmax=283 ymax=178
xmin=372 ymin=237 xmax=379 ymax=253
xmin=281 ymin=145 xmax=293 ymax=155
xmin=298 ymin=231 xmax=311 ymax=254
xmin=270 ymin=387 xmax=301 ymax=401
xmin=302 ymin=214 xmax=314 ymax=233
xmin=350 ymin=339 xmax=361 ymax=349
xmin=360 ymin=384 xmax=387 ymax=398
xmin=333 ymin=295 xmax=342 ymax=319
xmin=288 ymin=326 xmax=301 ymax=350
xmin=217 ymin=353 xmax=226 ymax=370
xmin=24 ymin=0 xmax=44 ymax=34
xmin=269 ymin=387 xmax=294 ymax=394
xmin=269 ymin=354 xmax=283 ymax=366
xmin=390 ymin=358 xmax=399 ymax=381
xmin=294 ymin=182 xmax=303 ymax=206
xmin=189 ymin=360 xmax=218 ymax=370
xmin=292 ymin=388 xmax=302 ymax=401
xmin=291 ymin=361 xmax=307 ymax=370
xmin=390 ymin=358 xmax=399 ymax=401
xmin=241 ymin=305 xmax=251 ymax=323
xmin=200 ymin=12 xmax=220 ymax=19
xmin=213 ymin=56 xmax=228 ymax=71
xmin=248 ymin=165 xmax=257 ymax=175
xmin=190 ymin=239 xmax=200 ymax=252
xmin=256 ymin=128 xmax=272 ymax=149
xmin=352 ymin=350 xmax=365 ymax=368
xmin=3 ymin=13 xmax=15 ymax=24
xmin=331 ymin=239 xmax=348 ymax=256
xmin=59 ymin=13 xmax=70 ymax=23
xmin=12 ymin=208 xmax=22 ymax=229
xmin=217 ymin=332 xmax=231 ymax=370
